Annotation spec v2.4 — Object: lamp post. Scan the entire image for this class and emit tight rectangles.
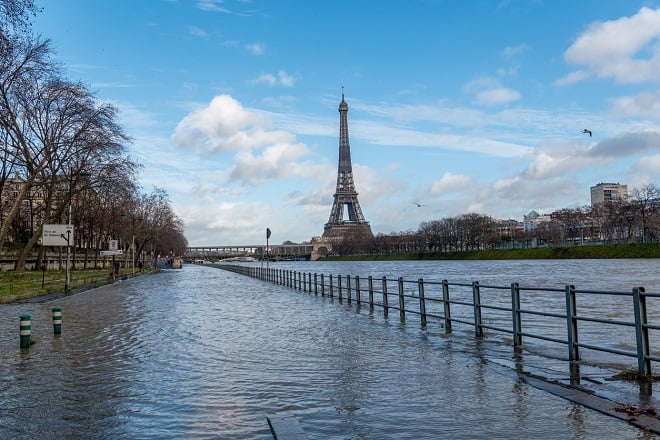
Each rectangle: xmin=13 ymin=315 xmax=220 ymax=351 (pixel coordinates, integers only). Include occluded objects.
xmin=266 ymin=227 xmax=271 ymax=270
xmin=65 ymin=168 xmax=90 ymax=292
xmin=120 ymin=213 xmax=142 ymax=274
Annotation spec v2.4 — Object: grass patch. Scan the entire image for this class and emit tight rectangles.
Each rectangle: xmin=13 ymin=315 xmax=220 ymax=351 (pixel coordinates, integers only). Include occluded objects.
xmin=0 ymin=268 xmax=120 ymax=303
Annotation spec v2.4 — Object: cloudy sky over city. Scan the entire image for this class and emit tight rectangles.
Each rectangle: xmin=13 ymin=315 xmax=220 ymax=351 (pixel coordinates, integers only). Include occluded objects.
xmin=34 ymin=0 xmax=660 ymax=246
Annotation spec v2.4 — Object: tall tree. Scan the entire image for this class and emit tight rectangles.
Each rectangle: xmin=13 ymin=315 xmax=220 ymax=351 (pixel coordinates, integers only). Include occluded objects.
xmin=630 ymin=183 xmax=660 ymax=243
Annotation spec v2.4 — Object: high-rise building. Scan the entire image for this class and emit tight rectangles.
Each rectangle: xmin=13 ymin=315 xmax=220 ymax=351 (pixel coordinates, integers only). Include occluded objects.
xmin=590 ymin=182 xmax=628 ymax=206
xmin=322 ymin=90 xmax=373 ymax=239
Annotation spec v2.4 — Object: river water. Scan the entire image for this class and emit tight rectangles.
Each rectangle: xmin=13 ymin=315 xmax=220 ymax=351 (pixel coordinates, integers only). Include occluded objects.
xmin=1 ymin=259 xmax=659 ymax=439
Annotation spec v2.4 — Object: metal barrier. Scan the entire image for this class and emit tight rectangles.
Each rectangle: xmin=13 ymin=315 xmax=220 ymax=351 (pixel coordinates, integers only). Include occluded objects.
xmin=218 ymin=265 xmax=659 ymax=376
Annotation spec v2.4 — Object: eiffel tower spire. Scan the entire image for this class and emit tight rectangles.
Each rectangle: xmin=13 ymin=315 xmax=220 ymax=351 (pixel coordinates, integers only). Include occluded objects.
xmin=323 ymin=89 xmax=373 ymax=239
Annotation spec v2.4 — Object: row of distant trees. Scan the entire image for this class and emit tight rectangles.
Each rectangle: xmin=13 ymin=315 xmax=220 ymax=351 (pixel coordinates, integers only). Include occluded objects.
xmin=331 ymin=183 xmax=660 ymax=255
xmin=0 ymin=1 xmax=187 ymax=269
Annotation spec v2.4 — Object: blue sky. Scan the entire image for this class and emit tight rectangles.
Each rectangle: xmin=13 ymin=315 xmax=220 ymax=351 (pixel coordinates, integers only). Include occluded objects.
xmin=33 ymin=0 xmax=660 ymax=246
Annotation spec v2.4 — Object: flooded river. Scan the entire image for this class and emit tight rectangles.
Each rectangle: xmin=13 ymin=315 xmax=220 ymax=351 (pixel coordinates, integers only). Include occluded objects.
xmin=1 ymin=259 xmax=659 ymax=439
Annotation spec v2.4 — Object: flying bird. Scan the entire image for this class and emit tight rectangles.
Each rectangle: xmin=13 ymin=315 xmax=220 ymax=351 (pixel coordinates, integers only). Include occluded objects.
xmin=582 ymin=128 xmax=592 ymax=137
xmin=413 ymin=202 xmax=426 ymax=207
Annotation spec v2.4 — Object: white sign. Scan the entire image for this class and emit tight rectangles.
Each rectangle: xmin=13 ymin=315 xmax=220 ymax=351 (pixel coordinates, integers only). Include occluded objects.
xmin=100 ymin=250 xmax=123 ymax=256
xmin=108 ymin=239 xmax=119 ymax=251
xmin=42 ymin=224 xmax=74 ymax=247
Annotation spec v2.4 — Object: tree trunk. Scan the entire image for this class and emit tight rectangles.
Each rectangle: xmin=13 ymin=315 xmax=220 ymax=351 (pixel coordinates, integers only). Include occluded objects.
xmin=14 ymin=224 xmax=43 ymax=270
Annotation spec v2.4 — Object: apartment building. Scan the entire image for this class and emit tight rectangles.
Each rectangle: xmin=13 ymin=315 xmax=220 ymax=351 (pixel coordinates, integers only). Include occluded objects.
xmin=523 ymin=210 xmax=552 ymax=232
xmin=590 ymin=182 xmax=628 ymax=206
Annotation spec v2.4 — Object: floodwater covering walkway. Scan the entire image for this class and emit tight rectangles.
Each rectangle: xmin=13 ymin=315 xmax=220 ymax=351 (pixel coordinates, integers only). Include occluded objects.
xmin=0 ymin=262 xmax=658 ymax=439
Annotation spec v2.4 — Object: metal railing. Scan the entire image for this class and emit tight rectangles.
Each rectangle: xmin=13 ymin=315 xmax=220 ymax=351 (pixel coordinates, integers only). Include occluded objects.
xmin=218 ymin=265 xmax=659 ymax=376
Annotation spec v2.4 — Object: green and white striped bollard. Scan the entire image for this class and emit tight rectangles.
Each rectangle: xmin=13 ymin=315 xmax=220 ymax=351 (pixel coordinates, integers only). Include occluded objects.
xmin=52 ymin=307 xmax=62 ymax=335
xmin=20 ymin=314 xmax=31 ymax=348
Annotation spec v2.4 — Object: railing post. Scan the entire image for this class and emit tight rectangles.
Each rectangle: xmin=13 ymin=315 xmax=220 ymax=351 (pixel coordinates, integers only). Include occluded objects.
xmin=632 ymin=286 xmax=651 ymax=376
xmin=321 ymin=274 xmax=325 ymax=296
xmin=346 ymin=275 xmax=352 ymax=304
xmin=472 ymin=281 xmax=484 ymax=337
xmin=338 ymin=275 xmax=343 ymax=301
xmin=368 ymin=276 xmax=374 ymax=310
xmin=329 ymin=274 xmax=334 ymax=298
xmin=355 ymin=276 xmax=361 ymax=304
xmin=418 ymin=278 xmax=427 ymax=327
xmin=565 ymin=284 xmax=579 ymax=361
xmin=398 ymin=277 xmax=405 ymax=321
xmin=314 ymin=273 xmax=318 ymax=295
xmin=511 ymin=282 xmax=522 ymax=347
xmin=442 ymin=280 xmax=452 ymax=333
xmin=382 ymin=276 xmax=389 ymax=317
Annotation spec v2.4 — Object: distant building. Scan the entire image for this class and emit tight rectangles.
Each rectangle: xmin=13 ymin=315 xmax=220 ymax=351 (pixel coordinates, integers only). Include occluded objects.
xmin=1 ymin=174 xmax=47 ymax=241
xmin=493 ymin=218 xmax=523 ymax=236
xmin=523 ymin=210 xmax=552 ymax=232
xmin=590 ymin=182 xmax=628 ymax=206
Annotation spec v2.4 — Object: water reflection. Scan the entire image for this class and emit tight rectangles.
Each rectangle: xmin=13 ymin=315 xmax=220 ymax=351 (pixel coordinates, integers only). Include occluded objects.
xmin=0 ymin=261 xmax=658 ymax=438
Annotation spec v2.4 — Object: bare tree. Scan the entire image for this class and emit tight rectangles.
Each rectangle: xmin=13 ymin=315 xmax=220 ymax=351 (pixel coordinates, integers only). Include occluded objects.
xmin=630 ymin=183 xmax=660 ymax=243
xmin=1 ymin=0 xmax=40 ymax=36
xmin=10 ymin=78 xmax=132 ymax=269
xmin=0 ymin=28 xmax=54 ymax=249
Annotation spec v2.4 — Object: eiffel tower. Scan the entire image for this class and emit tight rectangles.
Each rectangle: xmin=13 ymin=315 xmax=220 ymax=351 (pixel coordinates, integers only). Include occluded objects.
xmin=323 ymin=89 xmax=373 ymax=239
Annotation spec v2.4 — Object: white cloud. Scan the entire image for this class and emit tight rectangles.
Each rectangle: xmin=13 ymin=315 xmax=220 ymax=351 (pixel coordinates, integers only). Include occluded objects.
xmin=187 ymin=26 xmax=208 ymax=38
xmin=172 ymin=95 xmax=274 ymax=153
xmin=250 ymin=71 xmax=298 ymax=87
xmin=562 ymin=7 xmax=660 ymax=84
xmin=195 ymin=1 xmax=231 ymax=13
xmin=631 ymin=153 xmax=660 ymax=177
xmin=277 ymin=71 xmax=297 ymax=87
xmin=228 ymin=142 xmax=312 ymax=184
xmin=609 ymin=91 xmax=660 ymax=120
xmin=464 ymin=75 xmax=521 ymax=106
xmin=554 ymin=70 xmax=589 ymax=86
xmin=502 ymin=44 xmax=528 ymax=58
xmin=245 ymin=43 xmax=265 ymax=55
xmin=251 ymin=73 xmax=277 ymax=87
xmin=475 ymin=87 xmax=521 ymax=106
xmin=430 ymin=172 xmax=473 ymax=194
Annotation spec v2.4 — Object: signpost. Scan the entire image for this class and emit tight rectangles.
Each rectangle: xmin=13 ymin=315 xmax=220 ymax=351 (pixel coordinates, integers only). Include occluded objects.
xmin=100 ymin=250 xmax=123 ymax=257
xmin=42 ymin=224 xmax=74 ymax=247
xmin=42 ymin=224 xmax=75 ymax=292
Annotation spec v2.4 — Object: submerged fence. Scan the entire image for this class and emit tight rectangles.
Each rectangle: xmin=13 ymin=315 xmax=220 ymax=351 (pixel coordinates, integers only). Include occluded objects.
xmin=218 ymin=264 xmax=660 ymax=376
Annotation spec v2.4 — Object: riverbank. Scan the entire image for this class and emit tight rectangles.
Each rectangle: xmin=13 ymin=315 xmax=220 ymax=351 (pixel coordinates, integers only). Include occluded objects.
xmin=321 ymin=242 xmax=660 ymax=261
xmin=0 ymin=268 xmax=150 ymax=304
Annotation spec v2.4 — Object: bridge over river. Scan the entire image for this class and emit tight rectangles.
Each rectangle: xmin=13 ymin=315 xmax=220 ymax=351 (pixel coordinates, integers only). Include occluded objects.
xmin=185 ymin=243 xmax=315 ymax=261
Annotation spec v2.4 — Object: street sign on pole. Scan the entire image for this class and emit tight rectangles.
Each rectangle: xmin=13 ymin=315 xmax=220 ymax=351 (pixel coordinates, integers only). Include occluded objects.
xmin=42 ymin=224 xmax=74 ymax=247
xmin=100 ymin=250 xmax=123 ymax=256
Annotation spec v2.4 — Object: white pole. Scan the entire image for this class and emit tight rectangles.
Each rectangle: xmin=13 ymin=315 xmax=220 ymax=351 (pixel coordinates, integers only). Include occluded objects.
xmin=65 ymin=200 xmax=71 ymax=291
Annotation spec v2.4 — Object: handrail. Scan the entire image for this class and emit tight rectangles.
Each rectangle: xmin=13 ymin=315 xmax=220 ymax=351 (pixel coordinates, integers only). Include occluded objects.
xmin=217 ymin=264 xmax=657 ymax=376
